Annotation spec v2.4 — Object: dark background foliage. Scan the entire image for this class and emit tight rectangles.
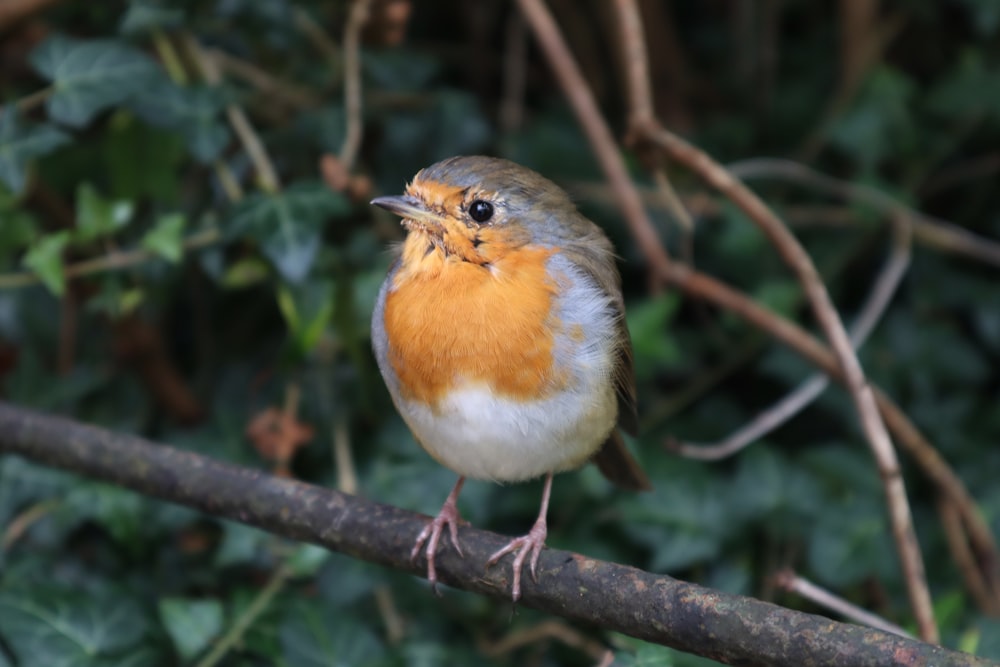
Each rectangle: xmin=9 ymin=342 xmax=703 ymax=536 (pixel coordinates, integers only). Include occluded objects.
xmin=1 ymin=0 xmax=999 ymax=664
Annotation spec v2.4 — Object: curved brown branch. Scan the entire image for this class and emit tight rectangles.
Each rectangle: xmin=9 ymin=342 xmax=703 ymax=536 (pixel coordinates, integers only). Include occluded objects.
xmin=605 ymin=0 xmax=935 ymax=640
xmin=0 ymin=401 xmax=989 ymax=667
xmin=661 ymin=261 xmax=1000 ymax=601
xmin=514 ymin=0 xmax=671 ymax=273
xmin=674 ymin=209 xmax=912 ymax=460
xmin=728 ymin=158 xmax=1000 ymax=269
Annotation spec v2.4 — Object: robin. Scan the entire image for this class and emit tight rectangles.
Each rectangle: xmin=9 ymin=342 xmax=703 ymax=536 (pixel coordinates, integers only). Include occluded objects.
xmin=370 ymin=155 xmax=650 ymax=602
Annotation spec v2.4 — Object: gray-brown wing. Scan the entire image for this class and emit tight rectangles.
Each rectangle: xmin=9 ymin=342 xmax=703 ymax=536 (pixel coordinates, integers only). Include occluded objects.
xmin=561 ymin=234 xmax=649 ymax=491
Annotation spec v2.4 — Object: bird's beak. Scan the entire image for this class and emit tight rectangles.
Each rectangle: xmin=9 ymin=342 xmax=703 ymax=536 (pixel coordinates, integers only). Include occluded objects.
xmin=370 ymin=195 xmax=444 ymax=228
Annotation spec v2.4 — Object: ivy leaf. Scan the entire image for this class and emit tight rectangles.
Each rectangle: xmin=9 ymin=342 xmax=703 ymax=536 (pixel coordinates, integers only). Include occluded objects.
xmin=75 ymin=183 xmax=134 ymax=242
xmin=22 ymin=230 xmax=71 ymax=296
xmin=29 ymin=35 xmax=164 ymax=127
xmin=158 ymin=598 xmax=223 ymax=661
xmin=227 ymin=183 xmax=350 ymax=283
xmin=0 ymin=108 xmax=71 ymax=193
xmin=279 ymin=601 xmax=384 ymax=667
xmin=276 ymin=279 xmax=336 ymax=356
xmin=0 ymin=587 xmax=151 ymax=666
xmin=129 ymin=83 xmax=230 ymax=163
xmin=141 ymin=213 xmax=186 ymax=263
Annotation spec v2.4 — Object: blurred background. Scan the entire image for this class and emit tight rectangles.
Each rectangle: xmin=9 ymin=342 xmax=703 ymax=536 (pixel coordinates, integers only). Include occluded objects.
xmin=1 ymin=0 xmax=999 ymax=664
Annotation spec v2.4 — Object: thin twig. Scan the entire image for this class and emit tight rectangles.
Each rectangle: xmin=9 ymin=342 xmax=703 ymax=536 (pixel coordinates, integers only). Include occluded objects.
xmin=13 ymin=87 xmax=52 ymax=113
xmin=295 ymin=8 xmax=343 ymax=87
xmin=613 ymin=0 xmax=653 ymax=128
xmin=0 ymin=229 xmax=220 ymax=291
xmin=209 ymin=48 xmax=321 ymax=109
xmin=938 ymin=498 xmax=1000 ymax=615
xmin=151 ymin=29 xmax=188 ymax=84
xmin=180 ymin=33 xmax=281 ymax=193
xmin=195 ymin=560 xmax=296 ymax=667
xmin=611 ymin=0 xmax=694 ymax=241
xmin=920 ymin=153 xmax=1000 ymax=197
xmin=515 ymin=0 xmax=670 ymax=274
xmin=150 ymin=30 xmax=244 ymax=203
xmin=651 ymin=167 xmax=694 ymax=234
xmin=773 ymin=569 xmax=913 ymax=639
xmin=340 ymin=0 xmax=373 ymax=169
xmin=373 ymin=585 xmax=406 ymax=644
xmin=573 ymin=181 xmax=1000 ymax=268
xmin=643 ymin=337 xmax=766 ymax=430
xmin=1 ymin=499 xmax=60 ymax=550
xmin=478 ymin=619 xmax=607 ymax=661
xmin=728 ymin=158 xmax=1000 ymax=268
xmin=674 ymin=210 xmax=912 ymax=460
xmin=659 ymin=258 xmax=999 ymax=605
xmin=333 ymin=418 xmax=358 ymax=495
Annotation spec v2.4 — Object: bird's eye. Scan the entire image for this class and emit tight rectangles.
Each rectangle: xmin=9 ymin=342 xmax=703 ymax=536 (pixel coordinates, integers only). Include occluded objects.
xmin=468 ymin=200 xmax=494 ymax=224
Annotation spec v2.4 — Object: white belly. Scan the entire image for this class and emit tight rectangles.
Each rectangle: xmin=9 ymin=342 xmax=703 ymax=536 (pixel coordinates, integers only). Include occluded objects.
xmin=395 ymin=382 xmax=616 ymax=482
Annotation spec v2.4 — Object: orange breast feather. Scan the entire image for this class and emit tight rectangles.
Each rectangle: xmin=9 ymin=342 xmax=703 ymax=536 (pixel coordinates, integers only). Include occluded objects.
xmin=383 ymin=241 xmax=562 ymax=408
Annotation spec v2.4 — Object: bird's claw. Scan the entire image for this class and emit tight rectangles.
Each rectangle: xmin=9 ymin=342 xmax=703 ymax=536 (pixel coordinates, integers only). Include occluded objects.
xmin=487 ymin=518 xmax=548 ymax=602
xmin=412 ymin=495 xmax=465 ymax=592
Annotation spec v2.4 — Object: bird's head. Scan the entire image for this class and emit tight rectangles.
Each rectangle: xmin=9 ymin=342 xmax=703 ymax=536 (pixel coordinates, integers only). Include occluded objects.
xmin=371 ymin=155 xmax=580 ymax=265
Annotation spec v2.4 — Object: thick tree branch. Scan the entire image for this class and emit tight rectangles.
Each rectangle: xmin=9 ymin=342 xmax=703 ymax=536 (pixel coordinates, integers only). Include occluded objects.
xmin=0 ymin=402 xmax=990 ymax=667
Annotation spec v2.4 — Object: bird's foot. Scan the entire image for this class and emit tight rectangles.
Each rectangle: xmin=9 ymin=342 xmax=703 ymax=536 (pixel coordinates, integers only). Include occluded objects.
xmin=412 ymin=480 xmax=465 ymax=595
xmin=486 ymin=516 xmax=547 ymax=602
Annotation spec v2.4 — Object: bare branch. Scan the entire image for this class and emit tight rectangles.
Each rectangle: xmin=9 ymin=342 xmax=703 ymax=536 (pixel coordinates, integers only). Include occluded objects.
xmin=674 ymin=210 xmax=912 ymax=460
xmin=340 ymin=0 xmax=373 ymax=169
xmin=728 ymin=158 xmax=1000 ymax=269
xmin=515 ymin=0 xmax=671 ymax=274
xmin=0 ymin=401 xmax=987 ymax=667
xmin=773 ymin=569 xmax=913 ymax=639
xmin=180 ymin=33 xmax=282 ymax=193
xmin=0 ymin=229 xmax=220 ymax=291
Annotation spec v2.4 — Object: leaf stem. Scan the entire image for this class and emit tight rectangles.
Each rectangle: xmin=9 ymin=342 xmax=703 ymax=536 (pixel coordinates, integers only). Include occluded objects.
xmin=195 ymin=560 xmax=295 ymax=667
xmin=0 ymin=228 xmax=220 ymax=290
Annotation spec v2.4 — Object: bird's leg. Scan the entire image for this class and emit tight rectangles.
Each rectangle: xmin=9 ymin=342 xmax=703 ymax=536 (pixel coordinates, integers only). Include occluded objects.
xmin=487 ymin=473 xmax=553 ymax=602
xmin=412 ymin=476 xmax=466 ymax=594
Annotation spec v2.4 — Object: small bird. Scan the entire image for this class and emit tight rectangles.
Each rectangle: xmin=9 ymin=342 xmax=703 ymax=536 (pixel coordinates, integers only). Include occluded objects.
xmin=370 ymin=155 xmax=650 ymax=601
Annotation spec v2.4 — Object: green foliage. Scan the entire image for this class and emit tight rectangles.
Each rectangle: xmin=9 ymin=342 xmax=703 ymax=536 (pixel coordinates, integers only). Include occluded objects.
xmin=0 ymin=586 xmax=155 ymax=666
xmin=141 ymin=212 xmax=187 ymax=263
xmin=130 ymin=84 xmax=230 ymax=163
xmin=75 ymin=183 xmax=134 ymax=242
xmin=0 ymin=110 xmax=71 ymax=193
xmin=30 ymin=35 xmax=165 ymax=128
xmin=158 ymin=598 xmax=223 ymax=661
xmin=0 ymin=2 xmax=998 ymax=665
xmin=226 ymin=183 xmax=351 ymax=282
